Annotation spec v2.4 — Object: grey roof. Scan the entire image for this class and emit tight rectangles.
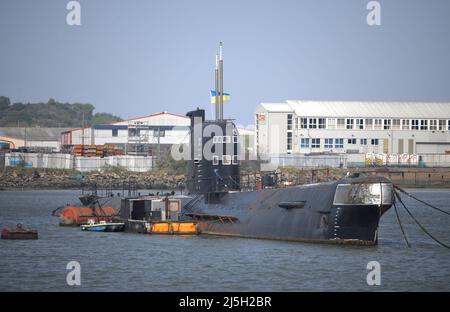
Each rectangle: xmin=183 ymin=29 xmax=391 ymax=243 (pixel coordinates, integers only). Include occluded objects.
xmin=0 ymin=127 xmax=70 ymax=141
xmin=259 ymin=101 xmax=450 ymax=119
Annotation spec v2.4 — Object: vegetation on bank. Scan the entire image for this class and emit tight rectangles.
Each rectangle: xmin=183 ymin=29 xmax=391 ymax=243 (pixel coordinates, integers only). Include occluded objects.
xmin=0 ymin=96 xmax=122 ymax=127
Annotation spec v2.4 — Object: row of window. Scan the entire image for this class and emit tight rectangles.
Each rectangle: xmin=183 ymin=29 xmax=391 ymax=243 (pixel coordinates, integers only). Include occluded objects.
xmin=293 ymin=117 xmax=450 ymax=131
xmin=300 ymin=138 xmax=380 ymax=149
xmin=120 ymin=129 xmax=166 ymax=137
xmin=212 ymin=136 xmax=239 ymax=144
xmin=212 ymin=155 xmax=239 ymax=165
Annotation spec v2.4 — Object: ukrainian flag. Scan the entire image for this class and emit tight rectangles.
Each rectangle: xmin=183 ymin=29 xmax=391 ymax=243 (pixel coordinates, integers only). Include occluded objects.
xmin=210 ymin=90 xmax=231 ymax=104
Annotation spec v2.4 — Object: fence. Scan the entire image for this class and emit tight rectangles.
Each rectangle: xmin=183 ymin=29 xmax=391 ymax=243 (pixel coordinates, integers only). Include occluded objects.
xmin=4 ymin=153 xmax=154 ymax=172
xmin=269 ymin=153 xmax=450 ymax=169
xmin=270 ymin=154 xmax=347 ymax=169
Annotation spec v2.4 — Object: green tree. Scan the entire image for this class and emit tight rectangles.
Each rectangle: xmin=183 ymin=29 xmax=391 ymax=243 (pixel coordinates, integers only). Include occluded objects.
xmin=92 ymin=112 xmax=122 ymax=125
xmin=0 ymin=96 xmax=11 ymax=111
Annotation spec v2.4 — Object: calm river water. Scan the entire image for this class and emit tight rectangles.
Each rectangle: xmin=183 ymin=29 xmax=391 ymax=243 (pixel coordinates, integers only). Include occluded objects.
xmin=0 ymin=189 xmax=449 ymax=291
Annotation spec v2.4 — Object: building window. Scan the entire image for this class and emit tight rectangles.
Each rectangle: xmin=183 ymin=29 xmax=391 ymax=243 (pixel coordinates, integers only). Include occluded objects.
xmin=346 ymin=118 xmax=354 ymax=129
xmin=429 ymin=120 xmax=437 ymax=131
xmin=318 ymin=118 xmax=326 ymax=129
xmin=112 ymin=129 xmax=118 ymax=137
xmin=324 ymin=138 xmax=333 ymax=148
xmin=309 ymin=118 xmax=317 ymax=129
xmin=347 ymin=138 xmax=356 ymax=145
xmin=411 ymin=120 xmax=419 ymax=130
xmin=153 ymin=129 xmax=165 ymax=137
xmin=392 ymin=119 xmax=401 ymax=130
xmin=374 ymin=119 xmax=382 ymax=130
xmin=337 ymin=119 xmax=345 ymax=129
xmin=360 ymin=138 xmax=367 ymax=145
xmin=128 ymin=128 xmax=140 ymax=137
xmin=327 ymin=118 xmax=336 ymax=129
xmin=212 ymin=155 xmax=219 ymax=165
xmin=287 ymin=132 xmax=292 ymax=151
xmin=287 ymin=114 xmax=293 ymax=130
xmin=365 ymin=119 xmax=373 ymax=130
xmin=420 ymin=120 xmax=428 ymax=130
xmin=222 ymin=155 xmax=231 ymax=165
xmin=300 ymin=138 xmax=310 ymax=148
xmin=300 ymin=118 xmax=308 ymax=129
xmin=335 ymin=138 xmax=344 ymax=148
xmin=311 ymin=138 xmax=320 ymax=148
xmin=356 ymin=119 xmax=364 ymax=130
xmin=448 ymin=120 xmax=450 ymax=131
xmin=438 ymin=120 xmax=446 ymax=131
xmin=383 ymin=119 xmax=391 ymax=130
xmin=371 ymin=139 xmax=379 ymax=145
xmin=402 ymin=119 xmax=410 ymax=130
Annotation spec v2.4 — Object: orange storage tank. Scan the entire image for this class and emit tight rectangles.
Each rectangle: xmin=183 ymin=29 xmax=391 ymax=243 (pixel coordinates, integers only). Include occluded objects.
xmin=59 ymin=206 xmax=118 ymax=226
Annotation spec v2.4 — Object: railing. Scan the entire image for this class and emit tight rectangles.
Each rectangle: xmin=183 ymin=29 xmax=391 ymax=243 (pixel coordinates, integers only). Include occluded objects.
xmin=81 ymin=179 xmax=139 ymax=197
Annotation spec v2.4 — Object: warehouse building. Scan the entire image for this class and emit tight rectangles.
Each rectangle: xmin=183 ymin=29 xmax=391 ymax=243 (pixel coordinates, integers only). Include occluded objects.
xmin=0 ymin=127 xmax=70 ymax=152
xmin=255 ymin=101 xmax=450 ymax=166
xmin=60 ymin=112 xmax=191 ymax=155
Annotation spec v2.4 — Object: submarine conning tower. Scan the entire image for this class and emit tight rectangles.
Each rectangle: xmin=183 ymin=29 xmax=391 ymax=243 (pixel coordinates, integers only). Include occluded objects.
xmin=186 ymin=108 xmax=240 ymax=197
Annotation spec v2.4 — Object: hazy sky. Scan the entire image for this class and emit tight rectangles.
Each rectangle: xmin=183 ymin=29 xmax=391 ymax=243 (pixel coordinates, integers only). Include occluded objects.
xmin=1 ymin=0 xmax=449 ymax=125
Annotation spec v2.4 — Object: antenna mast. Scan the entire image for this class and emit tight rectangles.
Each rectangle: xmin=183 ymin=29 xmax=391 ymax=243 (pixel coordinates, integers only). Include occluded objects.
xmin=219 ymin=42 xmax=224 ymax=120
xmin=215 ymin=54 xmax=219 ymax=120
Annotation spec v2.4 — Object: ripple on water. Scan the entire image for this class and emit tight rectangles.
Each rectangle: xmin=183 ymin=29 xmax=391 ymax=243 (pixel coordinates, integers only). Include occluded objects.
xmin=0 ymin=189 xmax=449 ymax=291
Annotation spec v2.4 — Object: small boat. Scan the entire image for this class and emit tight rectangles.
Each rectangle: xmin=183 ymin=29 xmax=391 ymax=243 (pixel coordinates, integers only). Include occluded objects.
xmin=80 ymin=219 xmax=125 ymax=232
xmin=1 ymin=224 xmax=38 ymax=240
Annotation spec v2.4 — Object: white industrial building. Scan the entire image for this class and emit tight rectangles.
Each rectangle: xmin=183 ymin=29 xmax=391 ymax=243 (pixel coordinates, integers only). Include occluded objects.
xmin=60 ymin=112 xmax=191 ymax=154
xmin=0 ymin=127 xmax=70 ymax=152
xmin=255 ymin=101 xmax=450 ymax=167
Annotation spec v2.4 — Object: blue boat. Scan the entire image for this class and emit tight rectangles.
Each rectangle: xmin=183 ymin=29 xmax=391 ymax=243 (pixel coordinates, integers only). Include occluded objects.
xmin=81 ymin=220 xmax=124 ymax=232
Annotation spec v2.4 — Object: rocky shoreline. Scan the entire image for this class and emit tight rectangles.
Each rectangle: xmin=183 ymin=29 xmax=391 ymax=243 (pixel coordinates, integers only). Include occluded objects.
xmin=0 ymin=167 xmax=186 ymax=191
xmin=1 ymin=166 xmax=449 ymax=191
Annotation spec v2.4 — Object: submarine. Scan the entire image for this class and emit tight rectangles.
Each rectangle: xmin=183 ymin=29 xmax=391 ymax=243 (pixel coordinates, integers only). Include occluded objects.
xmin=179 ymin=43 xmax=394 ymax=246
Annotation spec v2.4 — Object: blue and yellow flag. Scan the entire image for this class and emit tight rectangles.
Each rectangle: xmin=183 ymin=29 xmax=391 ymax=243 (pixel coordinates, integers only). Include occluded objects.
xmin=210 ymin=90 xmax=231 ymax=104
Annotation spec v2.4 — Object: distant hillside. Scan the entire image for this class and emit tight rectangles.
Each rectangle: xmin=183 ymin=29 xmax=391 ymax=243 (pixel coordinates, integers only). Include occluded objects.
xmin=0 ymin=96 xmax=122 ymax=127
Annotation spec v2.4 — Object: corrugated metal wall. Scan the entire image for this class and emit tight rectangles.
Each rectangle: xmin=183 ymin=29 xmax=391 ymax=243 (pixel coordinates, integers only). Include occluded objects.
xmin=4 ymin=153 xmax=154 ymax=172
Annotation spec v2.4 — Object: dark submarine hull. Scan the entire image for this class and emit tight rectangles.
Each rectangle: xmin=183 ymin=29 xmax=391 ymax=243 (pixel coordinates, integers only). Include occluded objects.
xmin=183 ymin=176 xmax=394 ymax=246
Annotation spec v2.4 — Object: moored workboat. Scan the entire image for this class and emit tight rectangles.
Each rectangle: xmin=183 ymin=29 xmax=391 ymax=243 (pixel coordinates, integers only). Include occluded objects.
xmin=81 ymin=220 xmax=125 ymax=232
